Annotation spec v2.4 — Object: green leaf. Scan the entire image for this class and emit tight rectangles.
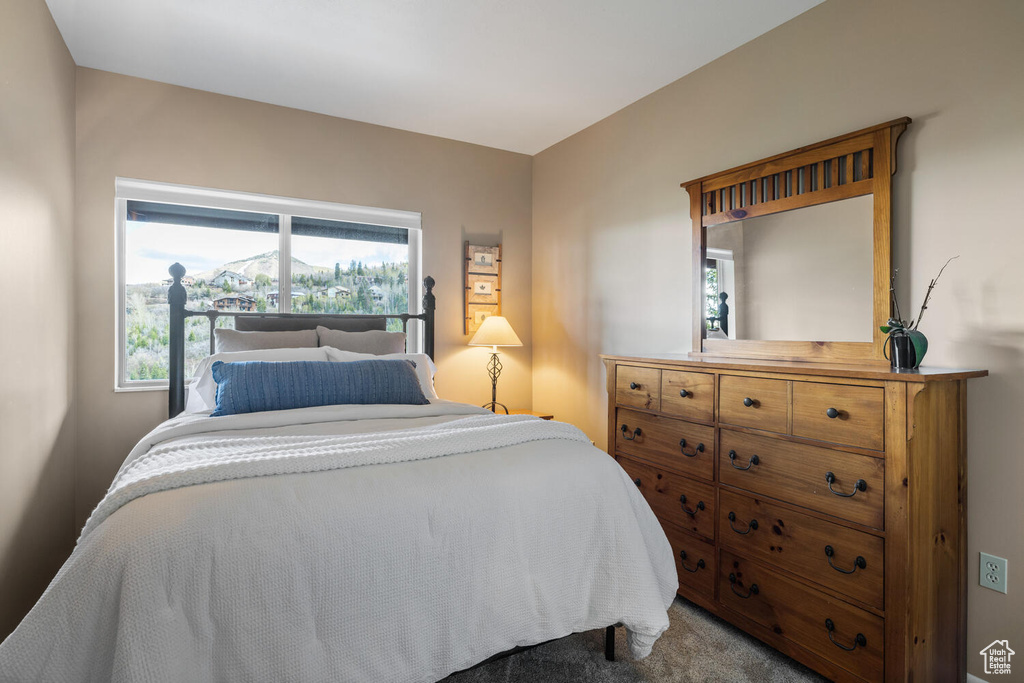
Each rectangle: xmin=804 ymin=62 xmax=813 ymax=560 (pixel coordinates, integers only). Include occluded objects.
xmin=906 ymin=330 xmax=928 ymax=368
xmin=880 ymin=326 xmax=892 ymax=334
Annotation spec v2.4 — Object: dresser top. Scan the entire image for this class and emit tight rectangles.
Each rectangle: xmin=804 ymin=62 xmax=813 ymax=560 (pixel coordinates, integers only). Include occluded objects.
xmin=599 ymin=353 xmax=988 ymax=383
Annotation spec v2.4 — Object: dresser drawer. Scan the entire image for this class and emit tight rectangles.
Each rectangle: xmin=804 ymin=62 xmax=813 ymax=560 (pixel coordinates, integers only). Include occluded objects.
xmin=614 ymin=455 xmax=715 ymax=541
xmin=615 ymin=365 xmax=661 ymax=411
xmin=661 ymin=370 xmax=715 ymax=423
xmin=719 ymin=430 xmax=884 ymax=529
xmin=792 ymin=382 xmax=885 ymax=451
xmin=615 ymin=408 xmax=714 ymax=481
xmin=719 ymin=550 xmax=884 ymax=681
xmin=718 ymin=490 xmax=884 ymax=610
xmin=719 ymin=375 xmax=788 ymax=434
xmin=664 ymin=523 xmax=715 ymax=598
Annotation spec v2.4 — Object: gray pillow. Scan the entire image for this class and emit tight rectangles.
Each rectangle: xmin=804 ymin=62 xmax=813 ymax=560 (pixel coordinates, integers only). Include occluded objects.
xmin=316 ymin=326 xmax=407 ymax=355
xmin=214 ymin=328 xmax=319 ymax=353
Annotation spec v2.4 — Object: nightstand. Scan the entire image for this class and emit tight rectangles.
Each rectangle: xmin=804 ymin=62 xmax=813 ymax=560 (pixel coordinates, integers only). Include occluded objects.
xmin=509 ymin=410 xmax=554 ymax=421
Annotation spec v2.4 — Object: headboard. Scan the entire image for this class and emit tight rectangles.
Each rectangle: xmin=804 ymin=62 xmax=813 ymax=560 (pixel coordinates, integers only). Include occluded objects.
xmin=166 ymin=262 xmax=436 ymax=418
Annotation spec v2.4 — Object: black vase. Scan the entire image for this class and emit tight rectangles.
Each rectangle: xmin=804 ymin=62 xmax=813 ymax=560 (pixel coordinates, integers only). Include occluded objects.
xmin=887 ymin=334 xmax=916 ymax=370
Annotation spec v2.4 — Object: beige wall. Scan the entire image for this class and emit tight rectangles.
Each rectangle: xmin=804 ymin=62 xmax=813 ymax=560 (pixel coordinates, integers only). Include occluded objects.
xmin=74 ymin=69 xmax=533 ymax=527
xmin=532 ymin=0 xmax=1024 ymax=675
xmin=0 ymin=0 xmax=77 ymax=637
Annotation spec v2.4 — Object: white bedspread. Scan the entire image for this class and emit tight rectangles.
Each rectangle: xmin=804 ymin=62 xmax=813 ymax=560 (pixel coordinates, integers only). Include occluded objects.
xmin=0 ymin=402 xmax=677 ymax=683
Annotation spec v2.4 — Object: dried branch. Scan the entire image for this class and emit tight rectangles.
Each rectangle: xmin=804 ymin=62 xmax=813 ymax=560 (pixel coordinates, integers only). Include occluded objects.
xmin=911 ymin=256 xmax=959 ymax=330
xmin=889 ymin=269 xmax=903 ymax=325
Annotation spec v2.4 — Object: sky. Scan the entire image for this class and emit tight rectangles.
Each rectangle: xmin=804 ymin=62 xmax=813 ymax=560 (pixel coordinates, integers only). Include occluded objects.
xmin=126 ymin=222 xmax=409 ymax=284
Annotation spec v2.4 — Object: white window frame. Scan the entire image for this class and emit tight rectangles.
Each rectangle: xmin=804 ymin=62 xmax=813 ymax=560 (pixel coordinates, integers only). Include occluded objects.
xmin=706 ymin=247 xmax=735 ymax=339
xmin=115 ymin=178 xmax=422 ymax=392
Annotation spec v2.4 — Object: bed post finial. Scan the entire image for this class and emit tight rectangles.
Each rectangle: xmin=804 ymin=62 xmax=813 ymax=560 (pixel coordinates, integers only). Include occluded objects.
xmin=423 ymin=276 xmax=436 ymax=361
xmin=168 ymin=263 xmax=188 ymax=419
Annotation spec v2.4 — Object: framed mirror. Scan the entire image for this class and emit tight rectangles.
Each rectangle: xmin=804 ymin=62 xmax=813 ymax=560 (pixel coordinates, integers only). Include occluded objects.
xmin=683 ymin=118 xmax=909 ymax=365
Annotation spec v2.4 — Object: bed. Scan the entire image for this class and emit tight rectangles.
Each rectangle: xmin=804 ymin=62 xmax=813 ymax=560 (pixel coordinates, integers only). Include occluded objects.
xmin=0 ymin=265 xmax=677 ymax=682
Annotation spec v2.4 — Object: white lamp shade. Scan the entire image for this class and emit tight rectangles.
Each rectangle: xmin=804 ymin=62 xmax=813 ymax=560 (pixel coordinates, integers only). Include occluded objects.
xmin=468 ymin=316 xmax=522 ymax=347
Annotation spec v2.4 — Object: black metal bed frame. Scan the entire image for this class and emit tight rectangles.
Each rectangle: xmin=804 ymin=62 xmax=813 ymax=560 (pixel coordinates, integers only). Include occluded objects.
xmin=166 ymin=262 xmax=436 ymax=418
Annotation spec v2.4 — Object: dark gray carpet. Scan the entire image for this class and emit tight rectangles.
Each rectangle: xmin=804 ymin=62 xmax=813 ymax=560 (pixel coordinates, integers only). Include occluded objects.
xmin=444 ymin=597 xmax=830 ymax=682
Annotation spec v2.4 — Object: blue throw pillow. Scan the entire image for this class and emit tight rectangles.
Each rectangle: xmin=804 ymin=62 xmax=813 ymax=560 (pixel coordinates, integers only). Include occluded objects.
xmin=210 ymin=359 xmax=430 ymax=417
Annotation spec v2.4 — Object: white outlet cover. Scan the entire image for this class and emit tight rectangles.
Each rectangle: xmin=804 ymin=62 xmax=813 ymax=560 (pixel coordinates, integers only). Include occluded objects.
xmin=980 ymin=552 xmax=1008 ymax=594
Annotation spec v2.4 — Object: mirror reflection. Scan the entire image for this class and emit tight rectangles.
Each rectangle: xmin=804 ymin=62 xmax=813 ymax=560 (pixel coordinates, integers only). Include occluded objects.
xmin=705 ymin=194 xmax=874 ymax=343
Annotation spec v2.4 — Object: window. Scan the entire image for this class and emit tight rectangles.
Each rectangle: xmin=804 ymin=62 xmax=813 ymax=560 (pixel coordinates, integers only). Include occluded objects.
xmin=704 ymin=257 xmax=720 ymax=328
xmin=705 ymin=247 xmax=734 ymax=338
xmin=116 ymin=179 xmax=422 ymax=390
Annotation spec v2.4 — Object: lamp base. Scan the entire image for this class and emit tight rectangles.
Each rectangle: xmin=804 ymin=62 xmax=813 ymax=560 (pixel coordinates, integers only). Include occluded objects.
xmin=482 ymin=352 xmax=509 ymax=415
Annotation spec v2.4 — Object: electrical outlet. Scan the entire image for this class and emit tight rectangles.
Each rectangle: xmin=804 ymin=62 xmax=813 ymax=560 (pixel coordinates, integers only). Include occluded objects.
xmin=980 ymin=553 xmax=1008 ymax=594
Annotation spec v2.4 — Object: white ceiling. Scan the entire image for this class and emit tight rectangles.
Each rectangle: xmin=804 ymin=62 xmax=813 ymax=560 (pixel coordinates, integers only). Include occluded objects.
xmin=46 ymin=0 xmax=823 ymax=154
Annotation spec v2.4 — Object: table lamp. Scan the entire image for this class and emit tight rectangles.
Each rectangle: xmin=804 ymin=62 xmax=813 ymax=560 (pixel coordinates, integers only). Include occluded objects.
xmin=468 ymin=315 xmax=522 ymax=413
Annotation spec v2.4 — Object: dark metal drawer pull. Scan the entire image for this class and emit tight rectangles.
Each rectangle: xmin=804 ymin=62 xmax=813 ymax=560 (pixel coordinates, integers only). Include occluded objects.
xmin=728 ymin=511 xmax=758 ymax=534
xmin=825 ymin=471 xmax=867 ymax=497
xmin=743 ymin=397 xmax=755 ymax=407
xmin=824 ymin=545 xmax=867 ymax=574
xmin=679 ymin=438 xmax=705 ymax=457
xmin=633 ymin=478 xmax=641 ymax=488
xmin=679 ymin=494 xmax=705 ymax=517
xmin=679 ymin=550 xmax=705 ymax=573
xmin=728 ymin=450 xmax=759 ymax=470
xmin=629 ymin=382 xmax=641 ymax=390
xmin=826 ymin=407 xmax=840 ymax=419
xmin=728 ymin=573 xmax=758 ymax=598
xmin=825 ymin=618 xmax=866 ymax=651
xmin=679 ymin=389 xmax=690 ymax=398
xmin=620 ymin=424 xmax=642 ymax=441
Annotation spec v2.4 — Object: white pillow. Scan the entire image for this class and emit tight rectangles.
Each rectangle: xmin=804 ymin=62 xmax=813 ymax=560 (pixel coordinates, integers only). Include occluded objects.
xmin=184 ymin=347 xmax=331 ymax=413
xmin=322 ymin=347 xmax=439 ymax=399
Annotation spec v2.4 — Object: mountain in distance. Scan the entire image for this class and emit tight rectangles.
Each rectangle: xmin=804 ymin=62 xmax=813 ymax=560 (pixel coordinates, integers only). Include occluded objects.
xmin=194 ymin=250 xmax=330 ymax=281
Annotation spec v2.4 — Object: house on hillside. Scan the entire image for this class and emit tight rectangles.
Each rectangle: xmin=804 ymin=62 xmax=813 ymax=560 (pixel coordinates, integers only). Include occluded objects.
xmin=267 ymin=291 xmax=304 ymax=307
xmin=313 ymin=286 xmax=351 ymax=301
xmin=213 ymin=295 xmax=256 ymax=312
xmin=212 ymin=270 xmax=251 ymax=288
xmin=163 ymin=275 xmax=195 ymax=287
xmin=353 ymin=275 xmax=383 ymax=286
xmin=369 ymin=285 xmax=384 ymax=302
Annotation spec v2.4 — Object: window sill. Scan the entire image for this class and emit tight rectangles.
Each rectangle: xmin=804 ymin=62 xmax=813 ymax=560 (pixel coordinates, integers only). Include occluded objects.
xmin=114 ymin=383 xmax=170 ymax=393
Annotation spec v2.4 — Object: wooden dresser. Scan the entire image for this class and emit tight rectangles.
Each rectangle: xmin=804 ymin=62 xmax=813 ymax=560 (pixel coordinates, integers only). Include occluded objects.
xmin=602 ymin=354 xmax=986 ymax=682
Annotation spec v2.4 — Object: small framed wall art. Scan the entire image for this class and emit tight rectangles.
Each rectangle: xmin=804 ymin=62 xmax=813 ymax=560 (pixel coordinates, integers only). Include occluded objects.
xmin=465 ymin=242 xmax=502 ymax=335
xmin=467 ymin=273 xmax=498 ymax=303
xmin=468 ymin=246 xmax=500 ymax=274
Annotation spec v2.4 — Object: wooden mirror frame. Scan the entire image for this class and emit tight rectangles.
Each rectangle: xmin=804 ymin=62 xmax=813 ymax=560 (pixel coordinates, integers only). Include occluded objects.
xmin=682 ymin=117 xmax=910 ymax=365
